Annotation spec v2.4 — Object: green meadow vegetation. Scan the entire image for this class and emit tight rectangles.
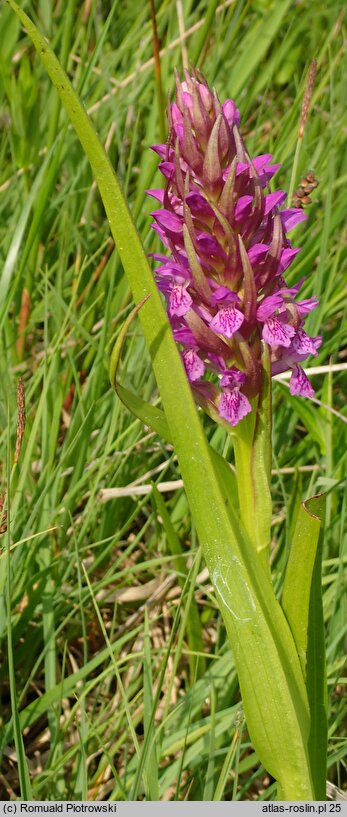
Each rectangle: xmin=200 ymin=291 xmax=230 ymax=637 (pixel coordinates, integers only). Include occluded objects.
xmin=0 ymin=0 xmax=346 ymax=801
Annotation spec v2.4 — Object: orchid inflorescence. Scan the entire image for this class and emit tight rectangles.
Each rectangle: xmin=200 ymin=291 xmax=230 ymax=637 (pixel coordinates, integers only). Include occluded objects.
xmin=148 ymin=69 xmax=321 ymax=427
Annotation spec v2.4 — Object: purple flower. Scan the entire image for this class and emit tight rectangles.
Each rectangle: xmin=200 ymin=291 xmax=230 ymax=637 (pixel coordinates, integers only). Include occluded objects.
xmin=289 ymin=365 xmax=315 ymax=398
xmin=218 ymin=387 xmax=252 ymax=426
xmin=209 ymin=305 xmax=244 ymax=338
xmin=168 ymin=284 xmax=192 ymax=317
xmin=147 ymin=69 xmax=321 ymax=427
xmin=183 ymin=349 xmax=205 ymax=382
xmin=262 ymin=317 xmax=295 ymax=348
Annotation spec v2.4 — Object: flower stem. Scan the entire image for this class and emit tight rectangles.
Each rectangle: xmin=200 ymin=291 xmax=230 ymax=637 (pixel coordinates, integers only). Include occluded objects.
xmin=233 ymin=344 xmax=272 ymax=569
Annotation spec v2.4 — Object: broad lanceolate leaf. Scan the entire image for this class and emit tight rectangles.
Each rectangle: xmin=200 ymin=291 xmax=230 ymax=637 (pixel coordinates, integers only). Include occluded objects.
xmin=282 ymin=494 xmax=327 ymax=799
xmin=282 ymin=494 xmax=325 ymax=674
xmin=8 ymin=3 xmax=314 ymax=796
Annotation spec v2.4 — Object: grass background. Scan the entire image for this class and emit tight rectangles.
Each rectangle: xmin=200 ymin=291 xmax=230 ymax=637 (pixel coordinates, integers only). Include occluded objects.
xmin=0 ymin=0 xmax=346 ymax=801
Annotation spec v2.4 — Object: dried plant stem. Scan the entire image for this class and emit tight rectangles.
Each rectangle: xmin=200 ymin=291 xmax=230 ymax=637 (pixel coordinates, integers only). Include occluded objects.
xmin=288 ymin=60 xmax=317 ymax=202
xmin=176 ymin=0 xmax=188 ymax=70
xmin=16 ymin=289 xmax=31 ymax=361
xmin=149 ymin=0 xmax=166 ymax=142
xmin=14 ymin=377 xmax=26 ymax=466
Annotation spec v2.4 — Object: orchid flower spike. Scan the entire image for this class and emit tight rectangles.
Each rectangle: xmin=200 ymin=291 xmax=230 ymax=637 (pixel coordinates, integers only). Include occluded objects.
xmin=148 ymin=68 xmax=321 ymax=427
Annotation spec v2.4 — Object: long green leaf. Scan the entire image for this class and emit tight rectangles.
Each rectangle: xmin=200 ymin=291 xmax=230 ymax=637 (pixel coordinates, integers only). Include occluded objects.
xmin=282 ymin=494 xmax=325 ymax=674
xmin=6 ymin=3 xmax=315 ymax=796
xmin=306 ymin=513 xmax=327 ymax=801
xmin=282 ymin=494 xmax=327 ymax=799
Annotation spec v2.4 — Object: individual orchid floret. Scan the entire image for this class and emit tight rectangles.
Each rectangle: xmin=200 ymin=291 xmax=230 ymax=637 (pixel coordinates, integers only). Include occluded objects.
xmin=183 ymin=348 xmax=205 ymax=382
xmin=219 ymin=387 xmax=252 ymax=426
xmin=289 ymin=364 xmax=315 ymax=398
xmin=147 ymin=68 xmax=321 ymax=427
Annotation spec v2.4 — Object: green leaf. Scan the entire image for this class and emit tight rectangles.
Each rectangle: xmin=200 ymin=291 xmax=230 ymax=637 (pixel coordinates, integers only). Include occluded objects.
xmin=282 ymin=494 xmax=327 ymax=799
xmin=306 ymin=521 xmax=327 ymax=801
xmin=282 ymin=494 xmax=325 ymax=674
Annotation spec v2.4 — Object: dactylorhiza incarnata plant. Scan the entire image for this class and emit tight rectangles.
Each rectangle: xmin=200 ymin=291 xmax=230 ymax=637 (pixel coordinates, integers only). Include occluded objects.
xmin=148 ymin=71 xmax=321 ymax=429
xmin=6 ymin=2 xmax=325 ymax=794
xmin=146 ymin=69 xmax=327 ymax=800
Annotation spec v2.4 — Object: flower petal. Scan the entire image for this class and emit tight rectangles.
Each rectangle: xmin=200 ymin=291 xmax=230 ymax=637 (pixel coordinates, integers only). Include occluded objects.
xmin=264 ymin=191 xmax=287 ymax=215
xmin=289 ymin=364 xmax=314 ymax=398
xmin=185 ymin=191 xmax=214 ymax=217
xmin=222 ymin=99 xmax=240 ymax=127
xmin=218 ymin=388 xmax=252 ymax=426
xmin=152 ymin=210 xmax=183 ymax=234
xmin=257 ymin=294 xmax=284 ymax=321
xmin=173 ymin=325 xmax=196 ymax=345
xmin=158 ymin=161 xmax=175 ymax=179
xmin=247 ymin=243 xmax=269 ymax=264
xmin=292 ymin=329 xmax=322 ymax=356
xmin=281 ymin=209 xmax=307 ymax=232
xmin=234 ymin=195 xmax=253 ymax=223
xmin=262 ymin=317 xmax=295 ymax=347
xmin=253 ymin=155 xmax=281 ymax=184
xmin=210 ymin=305 xmax=244 ymax=337
xmin=151 ymin=223 xmax=171 ymax=248
xmin=220 ymin=368 xmax=246 ymax=387
xmin=151 ymin=144 xmax=167 ymax=158
xmin=279 ymin=247 xmax=301 ymax=272
xmin=169 ymin=284 xmax=193 ymax=317
xmin=297 ymin=296 xmax=319 ymax=316
xmin=183 ymin=349 xmax=205 ymax=381
xmin=197 ymin=233 xmax=226 ymax=257
xmin=146 ymin=188 xmax=165 ymax=203
xmin=210 ymin=283 xmax=238 ymax=305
